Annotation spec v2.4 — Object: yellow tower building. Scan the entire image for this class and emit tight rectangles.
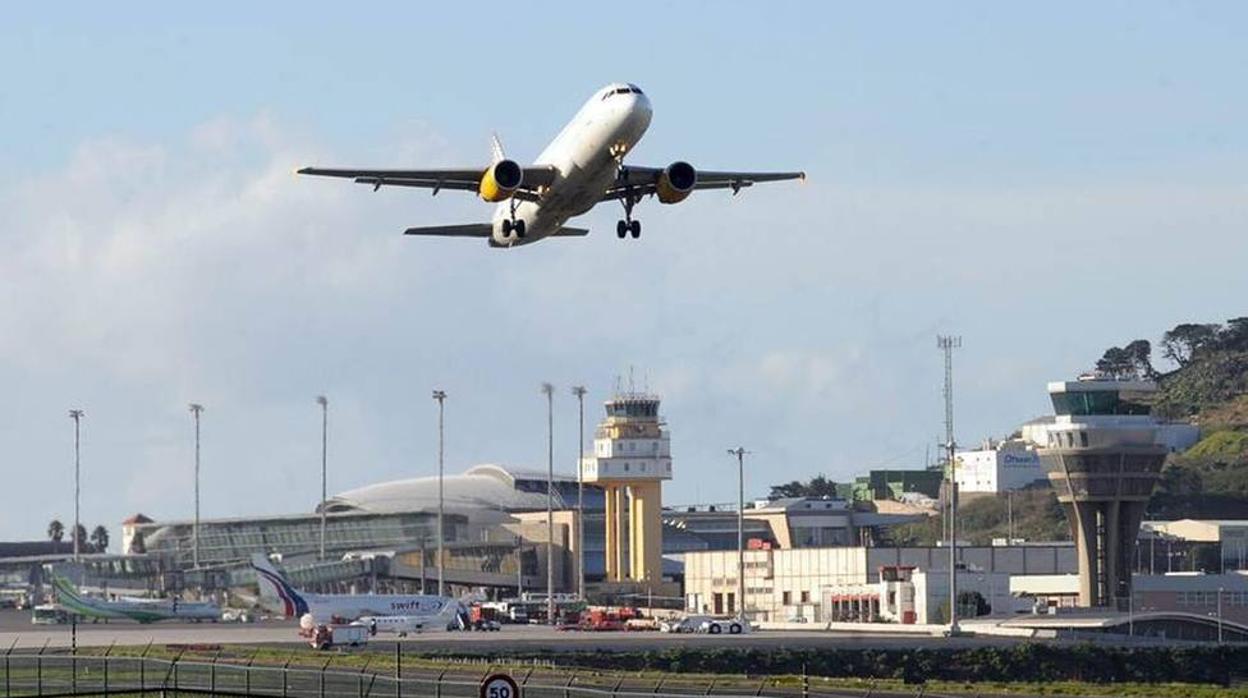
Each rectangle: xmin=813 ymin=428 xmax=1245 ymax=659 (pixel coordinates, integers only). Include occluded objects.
xmin=581 ymin=392 xmax=672 ymax=585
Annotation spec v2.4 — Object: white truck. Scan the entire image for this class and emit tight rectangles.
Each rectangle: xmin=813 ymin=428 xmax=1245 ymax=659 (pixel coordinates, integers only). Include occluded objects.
xmin=309 ymin=623 xmax=369 ymax=650
xmin=697 ymin=618 xmax=749 ymax=635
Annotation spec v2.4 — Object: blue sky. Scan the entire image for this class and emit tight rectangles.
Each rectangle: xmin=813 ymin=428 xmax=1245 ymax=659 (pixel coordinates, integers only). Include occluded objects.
xmin=2 ymin=3 xmax=1246 ymax=543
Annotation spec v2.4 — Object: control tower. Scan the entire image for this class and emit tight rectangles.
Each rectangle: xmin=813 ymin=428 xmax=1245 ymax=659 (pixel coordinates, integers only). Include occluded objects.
xmin=1032 ymin=378 xmax=1168 ymax=608
xmin=580 ymin=392 xmax=672 ymax=585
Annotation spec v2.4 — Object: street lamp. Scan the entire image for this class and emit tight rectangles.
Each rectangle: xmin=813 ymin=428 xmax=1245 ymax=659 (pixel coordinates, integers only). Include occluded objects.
xmin=188 ymin=403 xmax=204 ymax=569
xmin=68 ymin=409 xmax=84 ymax=563
xmin=316 ymin=395 xmax=328 ymax=560
xmin=571 ymin=385 xmax=587 ymax=602
xmin=432 ymin=389 xmax=447 ymax=597
xmin=727 ymin=447 xmax=749 ymax=622
xmin=541 ymin=382 xmax=555 ymax=625
xmin=1218 ymin=586 xmax=1224 ymax=644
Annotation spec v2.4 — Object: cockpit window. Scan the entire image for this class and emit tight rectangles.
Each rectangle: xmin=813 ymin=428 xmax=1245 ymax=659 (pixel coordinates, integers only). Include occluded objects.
xmin=602 ymin=87 xmax=640 ymax=100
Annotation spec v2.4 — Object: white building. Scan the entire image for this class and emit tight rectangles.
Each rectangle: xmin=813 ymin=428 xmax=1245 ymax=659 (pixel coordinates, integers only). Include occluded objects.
xmin=682 ymin=544 xmax=1076 ymax=622
xmin=955 ymin=439 xmax=1046 ymax=493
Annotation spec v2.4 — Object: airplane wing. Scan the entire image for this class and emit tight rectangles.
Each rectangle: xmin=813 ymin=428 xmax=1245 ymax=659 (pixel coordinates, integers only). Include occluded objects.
xmin=404 ymin=224 xmax=588 ymax=238
xmin=601 ymin=166 xmax=804 ymax=202
xmin=298 ymin=166 xmax=558 ymax=202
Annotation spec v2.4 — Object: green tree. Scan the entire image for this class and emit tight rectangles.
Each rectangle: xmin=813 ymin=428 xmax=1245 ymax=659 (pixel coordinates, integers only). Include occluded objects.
xmin=1123 ymin=339 xmax=1155 ymax=378
xmin=89 ymin=525 xmax=110 ymax=553
xmin=46 ymin=519 xmax=64 ymax=542
xmin=768 ymin=474 xmax=840 ymax=499
xmin=1161 ymin=323 xmax=1220 ymax=366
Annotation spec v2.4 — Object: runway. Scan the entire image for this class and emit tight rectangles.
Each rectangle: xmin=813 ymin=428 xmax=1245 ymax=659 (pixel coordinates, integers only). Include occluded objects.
xmin=0 ymin=610 xmax=1038 ymax=652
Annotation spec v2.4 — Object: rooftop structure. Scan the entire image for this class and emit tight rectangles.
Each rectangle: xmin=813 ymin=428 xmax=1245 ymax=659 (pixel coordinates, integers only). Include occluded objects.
xmin=1030 ymin=377 xmax=1171 ymax=608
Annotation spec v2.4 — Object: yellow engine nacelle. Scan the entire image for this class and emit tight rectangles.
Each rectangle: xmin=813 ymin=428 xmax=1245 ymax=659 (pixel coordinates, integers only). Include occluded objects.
xmin=656 ymin=161 xmax=697 ymax=204
xmin=478 ymin=159 xmax=523 ymax=202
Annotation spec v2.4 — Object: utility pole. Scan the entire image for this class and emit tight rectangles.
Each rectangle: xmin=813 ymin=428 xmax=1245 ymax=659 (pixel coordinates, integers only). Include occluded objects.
xmin=541 ymin=383 xmax=555 ymax=624
xmin=317 ymin=395 xmax=328 ymax=560
xmin=572 ymin=385 xmax=587 ymax=602
xmin=188 ymin=403 xmax=204 ymax=569
xmin=727 ymin=447 xmax=750 ymax=621
xmin=1006 ymin=491 xmax=1014 ymax=544
xmin=432 ymin=389 xmax=447 ymax=597
xmin=68 ymin=409 xmax=84 ymax=563
xmin=937 ymin=335 xmax=962 ymax=635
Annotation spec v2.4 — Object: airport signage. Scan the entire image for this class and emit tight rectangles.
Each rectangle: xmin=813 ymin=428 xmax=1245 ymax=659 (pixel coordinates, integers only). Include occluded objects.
xmin=481 ymin=673 xmax=521 ymax=698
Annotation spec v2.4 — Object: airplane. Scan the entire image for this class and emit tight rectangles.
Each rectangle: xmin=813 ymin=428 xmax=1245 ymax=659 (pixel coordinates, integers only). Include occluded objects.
xmin=250 ymin=554 xmax=460 ymax=628
xmin=297 ymin=83 xmax=804 ymax=248
xmin=50 ymin=575 xmax=220 ymax=624
xmin=354 ymin=613 xmax=458 ymax=637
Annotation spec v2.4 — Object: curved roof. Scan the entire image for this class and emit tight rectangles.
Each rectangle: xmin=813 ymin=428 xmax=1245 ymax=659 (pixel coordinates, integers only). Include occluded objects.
xmin=321 ymin=463 xmax=575 ymax=519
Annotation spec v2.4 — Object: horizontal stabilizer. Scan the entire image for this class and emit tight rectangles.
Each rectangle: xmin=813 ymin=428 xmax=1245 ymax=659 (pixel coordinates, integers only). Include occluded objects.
xmin=403 ymin=224 xmax=492 ymax=237
xmin=552 ymin=226 xmax=589 ymax=237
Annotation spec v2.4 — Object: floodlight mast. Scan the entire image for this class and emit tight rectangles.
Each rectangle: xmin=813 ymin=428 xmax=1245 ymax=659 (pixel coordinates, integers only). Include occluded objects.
xmin=727 ymin=447 xmax=750 ymax=622
xmin=68 ymin=409 xmax=84 ymax=563
xmin=541 ymin=382 xmax=555 ymax=624
xmin=317 ymin=395 xmax=328 ymax=560
xmin=937 ymin=335 xmax=962 ymax=635
xmin=572 ymin=385 xmax=588 ymax=602
xmin=432 ymin=389 xmax=447 ymax=597
xmin=188 ymin=403 xmax=205 ymax=569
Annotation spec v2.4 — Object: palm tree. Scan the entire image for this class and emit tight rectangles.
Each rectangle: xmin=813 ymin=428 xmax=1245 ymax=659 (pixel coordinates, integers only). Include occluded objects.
xmin=90 ymin=525 xmax=110 ymax=553
xmin=47 ymin=519 xmax=64 ymax=542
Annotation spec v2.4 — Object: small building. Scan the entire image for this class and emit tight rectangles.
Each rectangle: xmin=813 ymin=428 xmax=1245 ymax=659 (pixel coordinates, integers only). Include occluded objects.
xmin=1011 ymin=571 xmax=1248 ymax=625
xmin=851 ymin=469 xmax=944 ymax=502
xmin=954 ymin=439 xmax=1046 ymax=494
xmin=1142 ymin=520 xmax=1248 ymax=572
xmin=682 ymin=544 xmax=1076 ymax=622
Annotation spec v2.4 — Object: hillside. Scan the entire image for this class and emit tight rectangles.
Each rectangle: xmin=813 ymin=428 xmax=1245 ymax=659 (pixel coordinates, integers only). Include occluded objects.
xmin=783 ymin=318 xmax=1248 ymax=545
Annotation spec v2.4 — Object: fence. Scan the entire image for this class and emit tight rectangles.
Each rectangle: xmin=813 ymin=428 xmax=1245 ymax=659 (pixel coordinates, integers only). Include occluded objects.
xmin=0 ymin=652 xmax=848 ymax=698
xmin=0 ymin=650 xmax=1180 ymax=698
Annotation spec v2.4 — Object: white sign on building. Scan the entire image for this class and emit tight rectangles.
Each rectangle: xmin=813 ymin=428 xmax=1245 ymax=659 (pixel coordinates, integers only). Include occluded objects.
xmin=955 ymin=439 xmax=1045 ymax=493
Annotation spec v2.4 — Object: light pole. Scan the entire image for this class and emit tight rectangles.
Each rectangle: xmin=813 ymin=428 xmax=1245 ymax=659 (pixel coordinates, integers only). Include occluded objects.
xmin=188 ymin=403 xmax=204 ymax=569
xmin=1218 ymin=586 xmax=1224 ymax=644
xmin=68 ymin=409 xmax=84 ymax=563
xmin=572 ymin=385 xmax=587 ymax=602
xmin=541 ymin=383 xmax=555 ymax=624
xmin=316 ymin=395 xmax=328 ymax=560
xmin=727 ymin=447 xmax=749 ymax=621
xmin=432 ymin=389 xmax=447 ymax=597
xmin=937 ymin=335 xmax=962 ymax=635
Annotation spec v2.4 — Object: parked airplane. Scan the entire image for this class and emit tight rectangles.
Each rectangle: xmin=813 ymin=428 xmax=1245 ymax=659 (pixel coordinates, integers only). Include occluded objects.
xmin=355 ymin=613 xmax=449 ymax=637
xmin=298 ymin=83 xmax=804 ymax=248
xmin=51 ymin=575 xmax=220 ymax=624
xmin=250 ymin=554 xmax=459 ymax=626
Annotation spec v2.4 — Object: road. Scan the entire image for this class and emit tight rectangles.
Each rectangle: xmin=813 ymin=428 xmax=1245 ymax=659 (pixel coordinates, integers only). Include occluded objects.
xmin=0 ymin=609 xmax=1045 ymax=652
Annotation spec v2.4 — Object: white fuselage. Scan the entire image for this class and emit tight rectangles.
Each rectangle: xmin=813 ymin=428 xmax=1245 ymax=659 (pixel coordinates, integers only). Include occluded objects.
xmin=299 ymin=592 xmax=456 ymax=625
xmin=491 ymin=89 xmax=653 ymax=247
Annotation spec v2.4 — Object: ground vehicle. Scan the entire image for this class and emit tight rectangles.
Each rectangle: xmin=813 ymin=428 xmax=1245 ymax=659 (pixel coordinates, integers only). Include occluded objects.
xmin=472 ymin=619 xmax=501 ymax=631
xmin=659 ymin=615 xmax=712 ymax=633
xmin=31 ymin=604 xmax=72 ymax=625
xmin=698 ymin=618 xmax=748 ymax=635
xmin=309 ymin=623 xmax=369 ymax=650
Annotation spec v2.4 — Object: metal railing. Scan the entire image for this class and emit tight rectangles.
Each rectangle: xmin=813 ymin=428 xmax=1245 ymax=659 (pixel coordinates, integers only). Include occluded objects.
xmin=0 ymin=652 xmax=843 ymax=698
xmin=0 ymin=650 xmax=1163 ymax=698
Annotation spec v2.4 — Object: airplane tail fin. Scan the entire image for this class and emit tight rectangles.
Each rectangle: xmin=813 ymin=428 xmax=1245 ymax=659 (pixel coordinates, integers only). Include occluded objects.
xmin=51 ymin=574 xmax=86 ymax=604
xmin=490 ymin=132 xmax=506 ymax=163
xmin=249 ymin=554 xmax=309 ymax=618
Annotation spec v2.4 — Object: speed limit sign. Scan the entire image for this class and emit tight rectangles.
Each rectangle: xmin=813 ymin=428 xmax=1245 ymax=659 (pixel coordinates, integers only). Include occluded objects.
xmin=480 ymin=673 xmax=521 ymax=698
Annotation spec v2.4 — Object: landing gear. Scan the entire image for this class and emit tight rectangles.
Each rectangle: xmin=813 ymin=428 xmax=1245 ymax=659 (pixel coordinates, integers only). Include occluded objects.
xmin=616 ymin=176 xmax=642 ymax=240
xmin=502 ymin=200 xmax=526 ymax=238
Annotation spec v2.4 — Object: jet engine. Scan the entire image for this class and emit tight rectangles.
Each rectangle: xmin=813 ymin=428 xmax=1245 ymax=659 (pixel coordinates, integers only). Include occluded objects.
xmin=478 ymin=159 xmax=524 ymax=202
xmin=656 ymin=161 xmax=697 ymax=204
